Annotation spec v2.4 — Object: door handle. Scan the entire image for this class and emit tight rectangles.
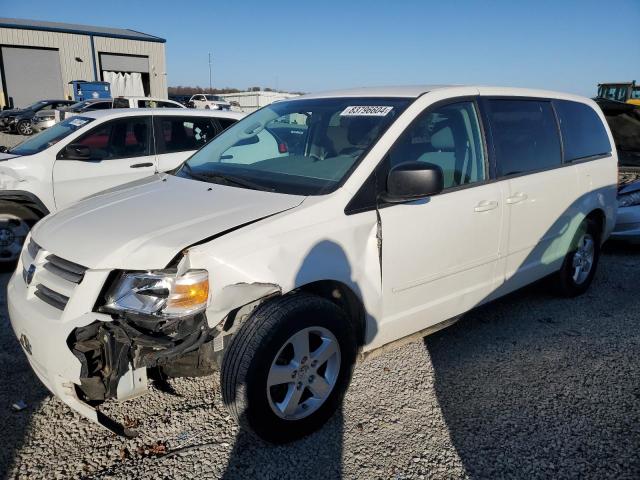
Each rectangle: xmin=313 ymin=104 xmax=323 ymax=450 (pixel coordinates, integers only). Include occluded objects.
xmin=506 ymin=192 xmax=528 ymax=204
xmin=474 ymin=200 xmax=499 ymax=212
xmin=130 ymin=162 xmax=153 ymax=168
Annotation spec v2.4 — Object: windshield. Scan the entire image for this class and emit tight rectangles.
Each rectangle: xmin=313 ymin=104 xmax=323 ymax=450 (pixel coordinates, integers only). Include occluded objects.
xmin=68 ymin=101 xmax=94 ymax=110
xmin=204 ymin=95 xmax=223 ymax=101
xmin=176 ymin=97 xmax=411 ymax=195
xmin=9 ymin=117 xmax=94 ymax=156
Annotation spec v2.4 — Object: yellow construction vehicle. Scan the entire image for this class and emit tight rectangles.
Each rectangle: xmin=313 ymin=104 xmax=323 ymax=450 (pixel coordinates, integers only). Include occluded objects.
xmin=597 ymin=81 xmax=640 ymax=106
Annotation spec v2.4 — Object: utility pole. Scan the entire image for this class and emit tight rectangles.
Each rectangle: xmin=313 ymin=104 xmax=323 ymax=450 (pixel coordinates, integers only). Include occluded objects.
xmin=208 ymin=52 xmax=212 ymax=92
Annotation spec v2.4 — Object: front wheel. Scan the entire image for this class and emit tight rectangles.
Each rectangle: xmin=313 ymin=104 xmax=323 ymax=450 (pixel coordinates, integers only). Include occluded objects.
xmin=221 ymin=293 xmax=356 ymax=443
xmin=552 ymin=218 xmax=600 ymax=297
xmin=16 ymin=120 xmax=33 ymax=136
xmin=0 ymin=202 xmax=39 ymax=270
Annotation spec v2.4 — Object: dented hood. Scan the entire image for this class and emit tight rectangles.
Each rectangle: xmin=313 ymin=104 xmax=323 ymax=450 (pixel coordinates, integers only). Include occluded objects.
xmin=32 ymin=174 xmax=304 ymax=269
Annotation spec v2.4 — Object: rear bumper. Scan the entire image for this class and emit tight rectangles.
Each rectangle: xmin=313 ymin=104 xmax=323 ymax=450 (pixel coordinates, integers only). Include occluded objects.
xmin=610 ymin=205 xmax=640 ymax=243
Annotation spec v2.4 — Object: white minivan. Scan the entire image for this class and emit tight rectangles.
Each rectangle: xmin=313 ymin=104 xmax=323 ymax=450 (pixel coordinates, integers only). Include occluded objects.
xmin=8 ymin=86 xmax=617 ymax=443
xmin=0 ymin=109 xmax=243 ymax=266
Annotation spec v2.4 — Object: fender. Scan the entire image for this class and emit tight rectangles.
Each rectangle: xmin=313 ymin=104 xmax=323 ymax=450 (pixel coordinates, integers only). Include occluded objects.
xmin=0 ymin=190 xmax=49 ymax=217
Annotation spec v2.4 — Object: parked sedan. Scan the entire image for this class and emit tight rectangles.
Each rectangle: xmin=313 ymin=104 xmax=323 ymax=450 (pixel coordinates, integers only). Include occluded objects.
xmin=32 ymin=99 xmax=113 ymax=133
xmin=0 ymin=100 xmax=75 ymax=135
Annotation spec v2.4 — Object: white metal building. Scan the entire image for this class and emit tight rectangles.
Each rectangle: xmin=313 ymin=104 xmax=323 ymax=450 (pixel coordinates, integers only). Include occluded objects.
xmin=218 ymin=91 xmax=300 ymax=113
xmin=0 ymin=18 xmax=167 ymax=108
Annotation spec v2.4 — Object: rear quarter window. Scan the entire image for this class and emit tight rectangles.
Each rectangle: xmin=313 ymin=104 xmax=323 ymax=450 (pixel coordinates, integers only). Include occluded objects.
xmin=554 ymin=100 xmax=611 ymax=162
xmin=487 ymin=99 xmax=562 ymax=176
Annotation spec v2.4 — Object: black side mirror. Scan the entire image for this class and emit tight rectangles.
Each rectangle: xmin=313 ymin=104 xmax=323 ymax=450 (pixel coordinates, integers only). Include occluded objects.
xmin=381 ymin=161 xmax=444 ymax=203
xmin=60 ymin=144 xmax=91 ymax=160
xmin=0 ymin=146 xmax=7 ymax=153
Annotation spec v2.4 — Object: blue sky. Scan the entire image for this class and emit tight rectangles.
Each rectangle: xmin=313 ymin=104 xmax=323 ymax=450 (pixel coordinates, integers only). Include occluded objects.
xmin=2 ymin=0 xmax=639 ymax=96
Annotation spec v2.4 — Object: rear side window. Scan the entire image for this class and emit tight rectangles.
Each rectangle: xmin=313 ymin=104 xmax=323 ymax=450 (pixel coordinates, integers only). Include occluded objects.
xmin=487 ymin=100 xmax=561 ymax=176
xmin=113 ymin=98 xmax=129 ymax=108
xmin=554 ymin=100 xmax=611 ymax=162
xmin=156 ymin=117 xmax=218 ymax=154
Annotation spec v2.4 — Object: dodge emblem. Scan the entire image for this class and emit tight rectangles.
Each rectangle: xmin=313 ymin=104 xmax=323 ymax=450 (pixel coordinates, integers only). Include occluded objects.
xmin=25 ymin=264 xmax=36 ymax=285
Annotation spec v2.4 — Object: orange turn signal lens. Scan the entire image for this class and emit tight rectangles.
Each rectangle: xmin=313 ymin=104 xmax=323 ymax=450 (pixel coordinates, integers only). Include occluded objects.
xmin=164 ymin=270 xmax=209 ymax=315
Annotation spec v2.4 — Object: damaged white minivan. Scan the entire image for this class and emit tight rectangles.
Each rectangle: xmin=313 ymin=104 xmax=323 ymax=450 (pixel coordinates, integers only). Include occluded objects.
xmin=9 ymin=86 xmax=617 ymax=443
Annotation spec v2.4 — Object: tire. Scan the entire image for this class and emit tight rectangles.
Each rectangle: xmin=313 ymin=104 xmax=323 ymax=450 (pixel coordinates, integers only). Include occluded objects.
xmin=16 ymin=120 xmax=33 ymax=136
xmin=0 ymin=201 xmax=39 ymax=271
xmin=204 ymin=105 xmax=210 ymax=110
xmin=221 ymin=293 xmax=357 ymax=443
xmin=551 ymin=217 xmax=600 ymax=297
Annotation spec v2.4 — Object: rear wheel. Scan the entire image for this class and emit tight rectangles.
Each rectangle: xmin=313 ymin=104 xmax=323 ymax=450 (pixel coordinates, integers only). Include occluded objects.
xmin=16 ymin=120 xmax=33 ymax=136
xmin=221 ymin=293 xmax=356 ymax=443
xmin=552 ymin=217 xmax=600 ymax=297
xmin=0 ymin=202 xmax=39 ymax=270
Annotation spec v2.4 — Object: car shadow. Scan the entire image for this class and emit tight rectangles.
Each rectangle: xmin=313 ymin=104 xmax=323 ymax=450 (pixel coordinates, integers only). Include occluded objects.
xmin=423 ymin=242 xmax=640 ymax=478
xmin=0 ymin=272 xmax=50 ymax=477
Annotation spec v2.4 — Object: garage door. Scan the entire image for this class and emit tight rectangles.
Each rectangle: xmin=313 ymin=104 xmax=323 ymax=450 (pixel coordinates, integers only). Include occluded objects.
xmin=1 ymin=47 xmax=64 ymax=108
xmin=99 ymin=53 xmax=149 ymax=73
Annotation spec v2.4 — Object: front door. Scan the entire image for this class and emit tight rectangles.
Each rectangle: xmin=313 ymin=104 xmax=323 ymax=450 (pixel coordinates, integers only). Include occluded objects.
xmin=380 ymin=100 xmax=506 ymax=343
xmin=52 ymin=116 xmax=156 ymax=209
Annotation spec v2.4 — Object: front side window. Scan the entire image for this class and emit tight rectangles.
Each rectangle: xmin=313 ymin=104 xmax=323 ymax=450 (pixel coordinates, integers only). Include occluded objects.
xmin=387 ymin=101 xmax=486 ymax=189
xmin=74 ymin=117 xmax=151 ymax=160
xmin=90 ymin=101 xmax=112 ymax=110
xmin=157 ymin=117 xmax=218 ymax=153
xmin=487 ymin=100 xmax=561 ymax=176
xmin=177 ymin=97 xmax=411 ymax=195
xmin=8 ymin=117 xmax=95 ymax=155
xmin=554 ymin=100 xmax=611 ymax=162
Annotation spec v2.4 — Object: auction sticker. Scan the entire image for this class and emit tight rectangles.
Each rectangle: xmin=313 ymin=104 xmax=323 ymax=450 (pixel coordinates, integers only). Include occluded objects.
xmin=340 ymin=106 xmax=393 ymax=116
xmin=69 ymin=119 xmax=89 ymax=127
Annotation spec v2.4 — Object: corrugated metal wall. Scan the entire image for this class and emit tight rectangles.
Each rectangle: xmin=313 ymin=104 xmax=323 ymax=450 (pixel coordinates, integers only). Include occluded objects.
xmin=0 ymin=27 xmax=166 ymax=107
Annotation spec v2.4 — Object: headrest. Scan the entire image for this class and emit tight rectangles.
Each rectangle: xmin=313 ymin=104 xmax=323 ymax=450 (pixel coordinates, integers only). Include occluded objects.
xmin=430 ymin=126 xmax=454 ymax=151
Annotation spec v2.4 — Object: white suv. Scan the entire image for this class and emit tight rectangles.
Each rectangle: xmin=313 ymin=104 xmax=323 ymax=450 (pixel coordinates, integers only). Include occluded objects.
xmin=8 ymin=86 xmax=617 ymax=443
xmin=189 ymin=94 xmax=231 ymax=110
xmin=0 ymin=109 xmax=243 ymax=265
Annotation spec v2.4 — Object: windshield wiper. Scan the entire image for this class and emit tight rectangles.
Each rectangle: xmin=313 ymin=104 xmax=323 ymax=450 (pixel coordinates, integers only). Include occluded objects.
xmin=182 ymin=164 xmax=274 ymax=192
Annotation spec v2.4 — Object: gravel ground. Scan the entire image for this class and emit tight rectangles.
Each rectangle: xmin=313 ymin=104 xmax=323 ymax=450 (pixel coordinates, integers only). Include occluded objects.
xmin=0 ymin=131 xmax=26 ymax=149
xmin=1 ymin=244 xmax=639 ymax=480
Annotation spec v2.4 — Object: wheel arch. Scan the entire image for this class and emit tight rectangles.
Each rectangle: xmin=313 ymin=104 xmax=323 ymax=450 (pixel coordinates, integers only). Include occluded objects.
xmin=585 ymin=208 xmax=606 ymax=239
xmin=296 ymin=279 xmax=367 ymax=348
xmin=0 ymin=191 xmax=49 ymax=218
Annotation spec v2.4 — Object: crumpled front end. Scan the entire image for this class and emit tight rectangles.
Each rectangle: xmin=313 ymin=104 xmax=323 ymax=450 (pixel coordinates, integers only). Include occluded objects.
xmin=8 ymin=237 xmax=223 ymax=436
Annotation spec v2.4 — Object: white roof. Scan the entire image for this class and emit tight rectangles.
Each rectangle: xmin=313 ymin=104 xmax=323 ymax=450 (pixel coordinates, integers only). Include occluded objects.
xmin=296 ymin=85 xmax=591 ymax=103
xmin=77 ymin=109 xmax=245 ymax=121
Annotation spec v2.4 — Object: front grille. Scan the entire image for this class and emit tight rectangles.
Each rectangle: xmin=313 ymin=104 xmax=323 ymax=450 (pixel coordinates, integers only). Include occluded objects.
xmin=43 ymin=254 xmax=87 ymax=284
xmin=34 ymin=284 xmax=70 ymax=310
xmin=27 ymin=239 xmax=41 ymax=259
xmin=28 ymin=251 xmax=88 ymax=311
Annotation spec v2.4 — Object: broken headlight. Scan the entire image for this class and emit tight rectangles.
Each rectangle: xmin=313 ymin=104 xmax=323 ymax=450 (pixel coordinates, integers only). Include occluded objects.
xmin=618 ymin=191 xmax=640 ymax=208
xmin=101 ymin=269 xmax=209 ymax=318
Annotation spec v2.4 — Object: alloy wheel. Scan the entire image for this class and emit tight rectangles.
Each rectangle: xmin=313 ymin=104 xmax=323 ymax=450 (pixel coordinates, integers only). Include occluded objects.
xmin=266 ymin=326 xmax=341 ymax=420
xmin=0 ymin=214 xmax=30 ymax=262
xmin=572 ymin=233 xmax=595 ymax=285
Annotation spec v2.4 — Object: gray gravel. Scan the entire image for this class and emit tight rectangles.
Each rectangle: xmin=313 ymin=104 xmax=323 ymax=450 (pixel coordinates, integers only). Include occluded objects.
xmin=0 ymin=131 xmax=26 ymax=149
xmin=1 ymin=244 xmax=640 ymax=479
